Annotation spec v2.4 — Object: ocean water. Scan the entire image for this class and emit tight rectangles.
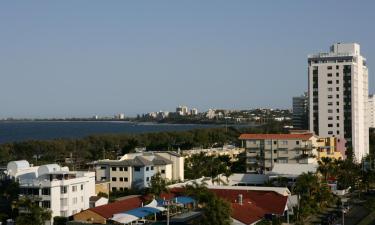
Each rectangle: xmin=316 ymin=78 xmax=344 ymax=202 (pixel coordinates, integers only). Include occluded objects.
xmin=0 ymin=121 xmax=218 ymax=144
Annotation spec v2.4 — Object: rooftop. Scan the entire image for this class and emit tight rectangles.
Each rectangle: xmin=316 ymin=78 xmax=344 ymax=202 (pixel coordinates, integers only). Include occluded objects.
xmin=239 ymin=133 xmax=314 ymax=140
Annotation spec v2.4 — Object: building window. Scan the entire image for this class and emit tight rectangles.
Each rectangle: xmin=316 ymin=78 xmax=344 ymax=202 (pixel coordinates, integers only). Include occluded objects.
xmin=61 ymin=211 xmax=68 ymax=217
xmin=151 ymin=166 xmax=154 ymax=170
xmin=101 ymin=177 xmax=106 ymax=181
xmin=328 ymin=109 xmax=333 ymax=113
xmin=328 ymin=73 xmax=332 ymax=77
xmin=124 ymin=167 xmax=128 ymax=171
xmin=336 ymin=94 xmax=339 ymax=98
xmin=42 ymin=201 xmax=50 ymax=208
xmin=328 ymin=124 xmax=333 ymax=127
xmin=282 ymin=140 xmax=288 ymax=145
xmin=327 ymin=80 xmax=332 ymax=84
xmin=119 ymin=167 xmax=123 ymax=171
xmin=336 ymin=116 xmax=340 ymax=120
xmin=336 ymin=72 xmax=339 ymax=77
xmin=337 ymin=130 xmax=340 ymax=135
xmin=61 ymin=198 xmax=68 ymax=207
xmin=146 ymin=177 xmax=150 ymax=182
xmin=336 ymin=102 xmax=339 ymax=106
xmin=42 ymin=188 xmax=50 ymax=196
xmin=124 ymin=177 xmax=128 ymax=182
xmin=336 ymin=80 xmax=339 ymax=84
xmin=328 ymin=131 xmax=333 ymax=135
xmin=328 ymin=88 xmax=333 ymax=91
xmin=328 ymin=66 xmax=332 ymax=70
xmin=81 ymin=196 xmax=84 ymax=203
xmin=328 ymin=102 xmax=333 ymax=106
xmin=328 ymin=95 xmax=333 ymax=99
xmin=61 ymin=186 xmax=67 ymax=194
xmin=337 ymin=123 xmax=340 ymax=127
xmin=146 ymin=167 xmax=149 ymax=171
xmin=73 ymin=197 xmax=78 ymax=204
xmin=336 ymin=87 xmax=340 ymax=91
xmin=336 ymin=109 xmax=340 ymax=113
xmin=161 ymin=170 xmax=165 ymax=174
xmin=112 ymin=177 xmax=117 ymax=182
xmin=112 ymin=187 xmax=117 ymax=192
xmin=112 ymin=167 xmax=116 ymax=171
xmin=336 ymin=65 xmax=339 ymax=69
xmin=296 ymin=141 xmax=300 ymax=145
xmin=72 ymin=186 xmax=77 ymax=192
xmin=120 ymin=177 xmax=123 ymax=182
xmin=100 ymin=166 xmax=106 ymax=170
xmin=81 ymin=184 xmax=83 ymax=190
xmin=328 ymin=116 xmax=333 ymax=120
xmin=134 ymin=167 xmax=141 ymax=172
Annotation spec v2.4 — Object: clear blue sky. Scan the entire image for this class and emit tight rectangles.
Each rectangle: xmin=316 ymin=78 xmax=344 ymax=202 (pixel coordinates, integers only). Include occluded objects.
xmin=0 ymin=1 xmax=374 ymax=118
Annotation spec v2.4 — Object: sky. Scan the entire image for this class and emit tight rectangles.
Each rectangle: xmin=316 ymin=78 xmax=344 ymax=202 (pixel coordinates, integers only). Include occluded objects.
xmin=0 ymin=1 xmax=374 ymax=118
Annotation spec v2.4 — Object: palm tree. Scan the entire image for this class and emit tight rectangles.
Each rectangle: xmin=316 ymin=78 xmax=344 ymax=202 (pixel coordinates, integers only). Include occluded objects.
xmin=318 ymin=157 xmax=333 ymax=181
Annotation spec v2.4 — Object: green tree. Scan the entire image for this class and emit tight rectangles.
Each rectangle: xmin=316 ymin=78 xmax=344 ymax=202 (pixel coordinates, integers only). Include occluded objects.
xmin=15 ymin=197 xmax=51 ymax=225
xmin=184 ymin=182 xmax=232 ymax=225
xmin=148 ymin=172 xmax=168 ymax=197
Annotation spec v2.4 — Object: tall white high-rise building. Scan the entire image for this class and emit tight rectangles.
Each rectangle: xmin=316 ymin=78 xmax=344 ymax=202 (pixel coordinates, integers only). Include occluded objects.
xmin=369 ymin=94 xmax=375 ymax=128
xmin=308 ymin=43 xmax=369 ymax=161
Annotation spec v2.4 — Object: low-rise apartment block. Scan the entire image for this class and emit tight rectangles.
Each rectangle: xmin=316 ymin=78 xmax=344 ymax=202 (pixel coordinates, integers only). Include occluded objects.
xmin=6 ymin=160 xmax=95 ymax=223
xmin=240 ymin=132 xmax=345 ymax=174
xmin=240 ymin=133 xmax=317 ymax=174
xmin=92 ymin=151 xmax=184 ymax=191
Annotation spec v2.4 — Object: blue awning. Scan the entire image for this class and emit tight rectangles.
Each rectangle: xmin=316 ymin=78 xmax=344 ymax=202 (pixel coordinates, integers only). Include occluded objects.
xmin=175 ymin=196 xmax=195 ymax=205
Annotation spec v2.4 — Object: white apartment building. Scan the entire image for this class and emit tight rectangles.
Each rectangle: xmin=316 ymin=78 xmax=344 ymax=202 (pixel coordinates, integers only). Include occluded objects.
xmin=369 ymin=94 xmax=375 ymax=128
xmin=6 ymin=160 xmax=95 ymax=224
xmin=93 ymin=151 xmax=184 ymax=191
xmin=308 ymin=43 xmax=369 ymax=161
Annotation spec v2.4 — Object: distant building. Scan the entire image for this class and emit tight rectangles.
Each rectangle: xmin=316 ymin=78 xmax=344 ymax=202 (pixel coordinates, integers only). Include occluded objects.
xmin=190 ymin=108 xmax=198 ymax=116
xmin=183 ymin=147 xmax=245 ymax=162
xmin=206 ymin=109 xmax=216 ymax=119
xmin=308 ymin=43 xmax=369 ymax=161
xmin=92 ymin=151 xmax=184 ymax=191
xmin=114 ymin=113 xmax=125 ymax=120
xmin=369 ymin=94 xmax=375 ymax=128
xmin=176 ymin=105 xmax=189 ymax=116
xmin=6 ymin=160 xmax=95 ymax=223
xmin=292 ymin=92 xmax=308 ymax=130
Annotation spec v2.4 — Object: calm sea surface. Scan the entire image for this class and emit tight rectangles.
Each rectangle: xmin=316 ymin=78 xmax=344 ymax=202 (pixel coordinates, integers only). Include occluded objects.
xmin=0 ymin=121 xmax=218 ymax=144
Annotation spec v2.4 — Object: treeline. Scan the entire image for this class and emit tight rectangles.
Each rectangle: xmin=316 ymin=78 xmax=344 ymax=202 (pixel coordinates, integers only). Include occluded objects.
xmin=0 ymin=122 xmax=289 ymax=167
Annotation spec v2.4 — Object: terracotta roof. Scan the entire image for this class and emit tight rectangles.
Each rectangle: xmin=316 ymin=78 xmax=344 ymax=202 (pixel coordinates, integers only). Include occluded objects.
xmin=239 ymin=133 xmax=314 ymax=140
xmin=210 ymin=189 xmax=288 ymax=225
xmin=89 ymin=195 xmax=144 ymax=218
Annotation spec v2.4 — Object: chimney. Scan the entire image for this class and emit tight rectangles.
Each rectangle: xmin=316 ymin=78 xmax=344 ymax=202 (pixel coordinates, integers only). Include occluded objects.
xmin=238 ymin=194 xmax=243 ymax=205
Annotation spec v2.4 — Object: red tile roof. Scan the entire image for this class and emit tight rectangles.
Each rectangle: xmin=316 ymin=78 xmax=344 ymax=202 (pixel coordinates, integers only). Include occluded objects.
xmin=209 ymin=189 xmax=288 ymax=225
xmin=239 ymin=133 xmax=314 ymax=140
xmin=89 ymin=196 xmax=144 ymax=218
